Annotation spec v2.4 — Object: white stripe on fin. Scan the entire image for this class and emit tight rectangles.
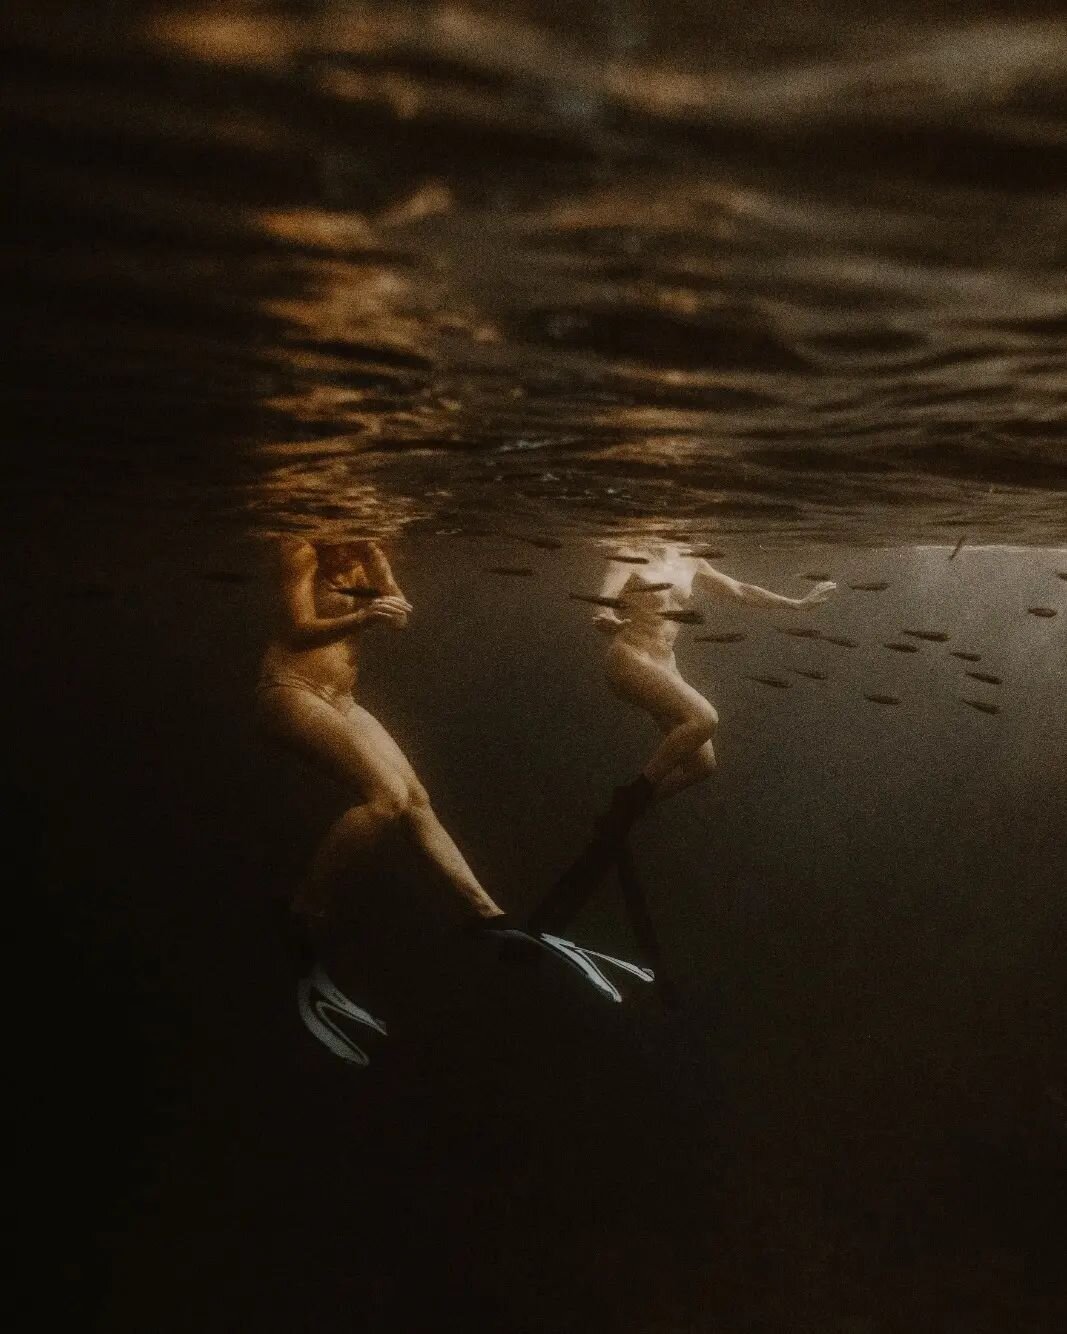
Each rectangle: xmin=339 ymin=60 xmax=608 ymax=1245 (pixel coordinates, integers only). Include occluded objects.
xmin=297 ymin=978 xmax=371 ymax=1065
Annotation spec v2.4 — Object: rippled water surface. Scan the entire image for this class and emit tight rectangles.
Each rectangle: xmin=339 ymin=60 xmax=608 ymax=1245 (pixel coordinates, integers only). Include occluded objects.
xmin=6 ymin=0 xmax=1067 ymax=541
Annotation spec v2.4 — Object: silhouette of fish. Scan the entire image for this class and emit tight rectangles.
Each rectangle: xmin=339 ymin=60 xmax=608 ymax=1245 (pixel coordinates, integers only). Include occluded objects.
xmin=903 ymin=629 xmax=950 ymax=642
xmin=825 ymin=635 xmax=857 ymax=648
xmin=659 ymin=609 xmax=704 ymax=625
xmin=790 ymin=668 xmax=827 ymax=680
xmin=487 ymin=566 xmax=535 ymax=577
xmin=966 ymin=672 xmax=1002 ymax=685
xmin=802 ymin=572 xmax=832 ymax=581
xmin=865 ymin=694 xmax=901 ymax=705
xmin=515 ymin=535 xmax=563 ymax=550
xmin=611 ymin=554 xmax=650 ymax=564
xmin=883 ymin=642 xmax=918 ymax=653
xmin=778 ymin=626 xmax=823 ymax=639
xmin=747 ymin=675 xmax=790 ymax=688
xmin=1028 ymin=606 xmax=1057 ymax=617
xmin=570 ymin=593 xmax=625 ymax=608
xmin=689 ymin=547 xmax=726 ymax=559
xmin=1057 ymin=573 xmax=1067 ymax=581
xmin=962 ymin=698 xmax=1000 ymax=716
xmin=949 ymin=535 xmax=967 ymax=560
xmin=695 ymin=632 xmax=745 ymax=643
xmin=849 ymin=581 xmax=890 ymax=591
xmin=631 ymin=581 xmax=673 ymax=593
xmin=950 ymin=651 xmax=982 ymax=662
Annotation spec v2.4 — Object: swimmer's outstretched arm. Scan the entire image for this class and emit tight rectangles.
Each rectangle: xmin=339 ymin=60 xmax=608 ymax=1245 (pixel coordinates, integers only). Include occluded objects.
xmin=276 ymin=540 xmax=410 ymax=649
xmin=694 ymin=560 xmax=835 ymax=610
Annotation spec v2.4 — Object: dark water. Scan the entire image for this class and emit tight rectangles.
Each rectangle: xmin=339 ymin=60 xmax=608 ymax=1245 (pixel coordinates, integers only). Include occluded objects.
xmin=5 ymin=2 xmax=1067 ymax=1331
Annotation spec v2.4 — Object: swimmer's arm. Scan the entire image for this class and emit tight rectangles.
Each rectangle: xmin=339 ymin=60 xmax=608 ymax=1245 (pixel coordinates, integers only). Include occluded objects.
xmin=275 ymin=540 xmax=391 ymax=648
xmin=694 ymin=560 xmax=819 ymax=610
xmin=360 ymin=542 xmax=406 ymax=600
xmin=359 ymin=541 xmax=410 ymax=628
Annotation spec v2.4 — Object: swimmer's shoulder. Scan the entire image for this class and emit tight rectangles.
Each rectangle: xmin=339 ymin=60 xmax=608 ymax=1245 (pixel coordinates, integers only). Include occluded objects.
xmin=276 ymin=537 xmax=318 ymax=579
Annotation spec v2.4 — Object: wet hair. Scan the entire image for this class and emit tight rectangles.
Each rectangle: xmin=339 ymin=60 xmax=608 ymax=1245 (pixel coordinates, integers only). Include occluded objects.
xmin=313 ymin=539 xmax=376 ymax=571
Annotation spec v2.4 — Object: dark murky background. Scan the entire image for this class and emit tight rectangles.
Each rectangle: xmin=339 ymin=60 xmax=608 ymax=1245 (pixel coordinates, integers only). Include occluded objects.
xmin=4 ymin=1 xmax=1066 ymax=1330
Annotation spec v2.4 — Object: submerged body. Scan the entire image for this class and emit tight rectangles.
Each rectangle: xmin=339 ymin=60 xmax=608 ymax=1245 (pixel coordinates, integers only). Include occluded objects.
xmin=595 ymin=546 xmax=835 ymax=805
xmin=258 ymin=538 xmax=502 ymax=922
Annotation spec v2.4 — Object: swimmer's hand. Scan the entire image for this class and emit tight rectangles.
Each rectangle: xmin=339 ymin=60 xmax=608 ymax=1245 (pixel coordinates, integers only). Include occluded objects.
xmin=360 ymin=594 xmax=413 ymax=627
xmin=593 ymin=611 xmax=630 ymax=634
xmin=795 ymin=580 xmax=836 ymax=608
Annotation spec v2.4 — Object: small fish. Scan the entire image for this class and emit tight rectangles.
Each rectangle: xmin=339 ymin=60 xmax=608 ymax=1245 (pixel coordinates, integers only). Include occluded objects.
xmin=747 ymin=675 xmax=790 ymax=689
xmin=688 ymin=547 xmax=726 ymax=559
xmin=1028 ymin=606 xmax=1057 ymax=617
xmin=487 ymin=566 xmax=535 ymax=577
xmin=778 ymin=626 xmax=823 ymax=639
xmin=202 ymin=570 xmax=250 ymax=584
xmin=659 ymin=609 xmax=705 ymax=625
xmin=849 ymin=581 xmax=890 ymax=592
xmin=865 ymin=694 xmax=901 ymax=706
xmin=903 ymin=629 xmax=950 ymax=642
xmin=883 ymin=642 xmax=918 ymax=653
xmin=825 ymin=635 xmax=857 ymax=648
xmin=632 ymin=581 xmax=674 ymax=593
xmin=611 ymin=554 xmax=650 ymax=564
xmin=966 ymin=672 xmax=1002 ymax=685
xmin=949 ymin=535 xmax=967 ymax=560
xmin=802 ymin=572 xmax=832 ymax=581
xmin=950 ymin=651 xmax=981 ymax=662
xmin=790 ymin=668 xmax=827 ymax=681
xmin=570 ymin=593 xmax=625 ymax=608
xmin=1057 ymin=572 xmax=1067 ymax=582
xmin=961 ymin=698 xmax=999 ymax=716
xmin=515 ymin=535 xmax=563 ymax=550
xmin=695 ymin=632 xmax=746 ymax=643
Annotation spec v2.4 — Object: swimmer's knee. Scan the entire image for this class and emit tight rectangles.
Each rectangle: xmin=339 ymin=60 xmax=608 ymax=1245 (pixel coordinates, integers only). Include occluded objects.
xmin=692 ymin=708 xmax=718 ymax=745
xmin=364 ymin=786 xmax=410 ymax=823
xmin=404 ymin=781 xmax=431 ymax=813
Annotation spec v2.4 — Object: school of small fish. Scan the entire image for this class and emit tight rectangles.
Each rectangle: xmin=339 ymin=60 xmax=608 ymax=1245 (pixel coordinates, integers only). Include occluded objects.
xmin=485 ymin=552 xmax=1064 ymax=725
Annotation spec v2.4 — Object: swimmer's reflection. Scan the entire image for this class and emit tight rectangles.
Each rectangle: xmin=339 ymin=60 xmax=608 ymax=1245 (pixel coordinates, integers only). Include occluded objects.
xmin=257 ymin=539 xmax=506 ymax=937
xmin=530 ymin=544 xmax=835 ymax=938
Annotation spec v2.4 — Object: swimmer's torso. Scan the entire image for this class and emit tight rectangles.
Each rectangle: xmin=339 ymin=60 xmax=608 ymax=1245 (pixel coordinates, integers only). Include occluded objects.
xmin=260 ymin=565 xmax=366 ymax=699
xmin=612 ymin=557 xmax=697 ymax=660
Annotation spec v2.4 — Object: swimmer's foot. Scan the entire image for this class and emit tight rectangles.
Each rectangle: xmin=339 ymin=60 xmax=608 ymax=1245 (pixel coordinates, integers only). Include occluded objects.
xmin=463 ymin=912 xmax=545 ymax=964
xmin=462 ymin=911 xmax=515 ymax=934
xmin=600 ymin=773 xmax=656 ymax=835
